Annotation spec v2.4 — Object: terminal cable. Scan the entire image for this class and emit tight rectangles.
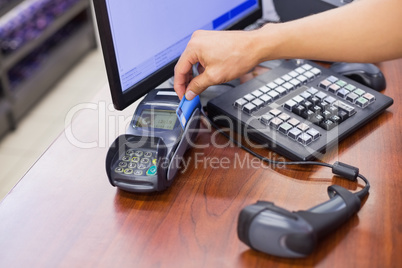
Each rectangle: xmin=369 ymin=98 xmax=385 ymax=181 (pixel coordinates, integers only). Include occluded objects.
xmin=200 ymin=109 xmax=370 ymax=201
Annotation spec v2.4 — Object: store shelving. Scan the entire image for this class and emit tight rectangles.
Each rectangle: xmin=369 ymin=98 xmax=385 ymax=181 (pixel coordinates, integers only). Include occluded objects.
xmin=0 ymin=0 xmax=96 ymax=139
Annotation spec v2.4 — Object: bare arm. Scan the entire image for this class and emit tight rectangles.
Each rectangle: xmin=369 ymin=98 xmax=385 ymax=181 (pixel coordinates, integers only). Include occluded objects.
xmin=266 ymin=0 xmax=402 ymax=63
xmin=174 ymin=0 xmax=402 ymax=100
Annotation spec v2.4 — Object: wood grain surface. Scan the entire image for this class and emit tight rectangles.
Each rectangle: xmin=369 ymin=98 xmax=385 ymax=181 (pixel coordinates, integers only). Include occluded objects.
xmin=0 ymin=60 xmax=401 ymax=268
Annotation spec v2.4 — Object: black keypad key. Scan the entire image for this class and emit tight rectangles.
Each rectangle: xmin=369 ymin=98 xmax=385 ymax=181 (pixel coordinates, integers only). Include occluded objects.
xmin=328 ymin=106 xmax=339 ymax=115
xmin=309 ymin=96 xmax=320 ymax=105
xmin=322 ymin=110 xmax=332 ymax=119
xmin=318 ymin=102 xmax=329 ymax=111
xmin=312 ymin=105 xmax=322 ymax=114
xmin=292 ymin=105 xmax=305 ymax=116
xmin=337 ymin=110 xmax=349 ymax=121
xmin=301 ymin=109 xmax=314 ymax=120
xmin=320 ymin=119 xmax=336 ymax=131
xmin=330 ymin=115 xmax=342 ymax=124
xmin=301 ymin=100 xmax=313 ymax=110
xmin=311 ymin=114 xmax=324 ymax=126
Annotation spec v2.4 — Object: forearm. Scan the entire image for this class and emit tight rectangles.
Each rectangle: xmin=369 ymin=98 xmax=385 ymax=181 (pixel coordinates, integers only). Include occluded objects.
xmin=257 ymin=0 xmax=402 ymax=63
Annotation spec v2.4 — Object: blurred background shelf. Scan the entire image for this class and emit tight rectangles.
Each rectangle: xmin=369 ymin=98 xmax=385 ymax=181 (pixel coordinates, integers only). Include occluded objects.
xmin=0 ymin=99 xmax=11 ymax=137
xmin=11 ymin=17 xmax=96 ymax=121
xmin=2 ymin=0 xmax=91 ymax=70
xmin=0 ymin=0 xmax=23 ymax=17
xmin=0 ymin=0 xmax=96 ymax=139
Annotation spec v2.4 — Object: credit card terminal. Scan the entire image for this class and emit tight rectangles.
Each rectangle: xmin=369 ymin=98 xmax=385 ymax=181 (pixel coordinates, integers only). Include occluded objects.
xmin=106 ymin=88 xmax=201 ymax=192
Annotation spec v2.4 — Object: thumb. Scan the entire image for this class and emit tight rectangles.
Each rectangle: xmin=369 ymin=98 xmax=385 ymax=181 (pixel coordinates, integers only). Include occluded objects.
xmin=184 ymin=72 xmax=212 ymax=100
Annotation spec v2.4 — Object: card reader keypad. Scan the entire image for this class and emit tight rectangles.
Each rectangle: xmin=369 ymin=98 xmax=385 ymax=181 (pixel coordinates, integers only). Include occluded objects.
xmin=114 ymin=149 xmax=157 ymax=177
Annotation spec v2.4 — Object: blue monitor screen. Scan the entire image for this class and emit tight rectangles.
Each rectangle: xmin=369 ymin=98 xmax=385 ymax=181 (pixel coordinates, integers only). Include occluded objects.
xmin=94 ymin=0 xmax=262 ymax=110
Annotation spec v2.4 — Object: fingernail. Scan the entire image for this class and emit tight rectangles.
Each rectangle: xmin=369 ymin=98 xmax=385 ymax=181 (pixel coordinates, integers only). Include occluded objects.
xmin=185 ymin=90 xmax=196 ymax=100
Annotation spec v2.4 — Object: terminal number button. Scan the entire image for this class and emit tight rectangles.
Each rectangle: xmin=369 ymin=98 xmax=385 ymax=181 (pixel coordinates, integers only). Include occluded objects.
xmin=146 ymin=166 xmax=157 ymax=176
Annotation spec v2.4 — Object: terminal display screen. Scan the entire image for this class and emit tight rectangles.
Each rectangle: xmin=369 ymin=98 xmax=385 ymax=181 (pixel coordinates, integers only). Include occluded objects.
xmin=136 ymin=109 xmax=178 ymax=130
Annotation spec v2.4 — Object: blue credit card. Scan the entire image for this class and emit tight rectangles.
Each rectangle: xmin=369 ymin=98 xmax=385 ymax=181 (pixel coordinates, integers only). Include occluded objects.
xmin=176 ymin=95 xmax=201 ymax=129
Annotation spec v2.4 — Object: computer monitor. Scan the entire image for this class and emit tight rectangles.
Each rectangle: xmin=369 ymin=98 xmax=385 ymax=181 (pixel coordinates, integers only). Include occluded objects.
xmin=93 ymin=0 xmax=263 ymax=110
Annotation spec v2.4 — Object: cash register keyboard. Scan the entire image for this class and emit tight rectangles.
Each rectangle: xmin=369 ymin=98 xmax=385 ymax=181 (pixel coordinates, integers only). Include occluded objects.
xmin=207 ymin=60 xmax=393 ymax=160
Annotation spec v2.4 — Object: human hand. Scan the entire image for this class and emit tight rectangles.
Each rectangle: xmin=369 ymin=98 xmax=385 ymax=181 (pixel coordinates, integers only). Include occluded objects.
xmin=174 ymin=29 xmax=263 ymax=100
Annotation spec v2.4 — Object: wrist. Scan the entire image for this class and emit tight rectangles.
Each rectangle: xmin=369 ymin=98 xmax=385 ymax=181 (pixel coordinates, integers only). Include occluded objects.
xmin=254 ymin=23 xmax=290 ymax=63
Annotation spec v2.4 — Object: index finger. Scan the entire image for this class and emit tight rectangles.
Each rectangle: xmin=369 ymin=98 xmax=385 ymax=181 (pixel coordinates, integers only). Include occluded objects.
xmin=174 ymin=49 xmax=198 ymax=99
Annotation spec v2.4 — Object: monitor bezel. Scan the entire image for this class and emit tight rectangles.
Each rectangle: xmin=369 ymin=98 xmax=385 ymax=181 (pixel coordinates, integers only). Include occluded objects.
xmin=93 ymin=0 xmax=263 ymax=110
